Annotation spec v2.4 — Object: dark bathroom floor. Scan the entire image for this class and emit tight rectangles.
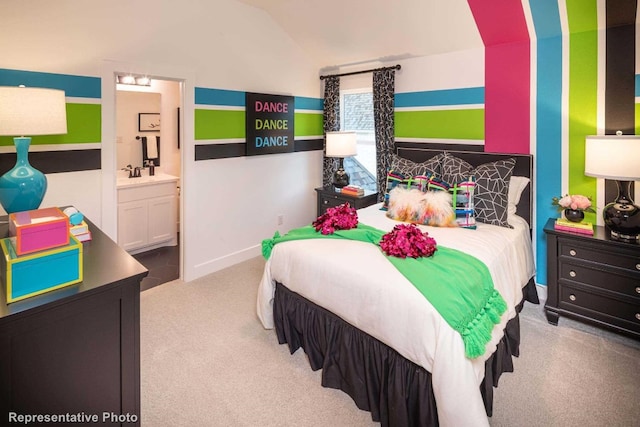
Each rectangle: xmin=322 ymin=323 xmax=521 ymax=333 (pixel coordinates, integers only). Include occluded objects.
xmin=133 ymin=239 xmax=180 ymax=292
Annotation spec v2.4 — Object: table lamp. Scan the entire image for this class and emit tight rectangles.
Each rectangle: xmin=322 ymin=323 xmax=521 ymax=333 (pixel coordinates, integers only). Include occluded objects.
xmin=0 ymin=86 xmax=67 ymax=214
xmin=325 ymin=131 xmax=357 ymax=188
xmin=585 ymin=133 xmax=640 ymax=243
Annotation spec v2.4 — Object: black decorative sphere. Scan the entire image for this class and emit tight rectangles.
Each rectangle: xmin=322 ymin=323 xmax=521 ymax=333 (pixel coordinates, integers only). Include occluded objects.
xmin=564 ymin=209 xmax=585 ymax=223
xmin=603 ymin=201 xmax=640 ymax=243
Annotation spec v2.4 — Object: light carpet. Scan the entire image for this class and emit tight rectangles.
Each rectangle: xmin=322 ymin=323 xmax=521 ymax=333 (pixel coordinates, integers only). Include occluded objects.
xmin=140 ymin=256 xmax=640 ymax=426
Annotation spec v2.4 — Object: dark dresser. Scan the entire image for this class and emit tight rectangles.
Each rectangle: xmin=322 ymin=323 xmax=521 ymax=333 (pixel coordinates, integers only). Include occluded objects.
xmin=315 ymin=187 xmax=379 ymax=216
xmin=543 ymin=218 xmax=640 ymax=339
xmin=0 ymin=213 xmax=148 ymax=424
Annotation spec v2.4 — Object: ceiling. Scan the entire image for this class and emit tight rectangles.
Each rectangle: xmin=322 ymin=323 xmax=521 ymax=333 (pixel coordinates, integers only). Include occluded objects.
xmin=235 ymin=0 xmax=483 ymax=71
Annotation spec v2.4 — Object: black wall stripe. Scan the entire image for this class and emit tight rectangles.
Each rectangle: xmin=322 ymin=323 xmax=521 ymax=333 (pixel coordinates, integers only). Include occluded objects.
xmin=194 ymin=139 xmax=323 ymax=161
xmin=604 ymin=0 xmax=637 ymax=202
xmin=395 ymin=141 xmax=484 ymax=153
xmin=0 ymin=149 xmax=101 ymax=174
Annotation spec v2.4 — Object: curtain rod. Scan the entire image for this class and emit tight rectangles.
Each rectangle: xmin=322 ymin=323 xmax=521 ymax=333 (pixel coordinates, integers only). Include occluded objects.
xmin=319 ymin=64 xmax=401 ymax=80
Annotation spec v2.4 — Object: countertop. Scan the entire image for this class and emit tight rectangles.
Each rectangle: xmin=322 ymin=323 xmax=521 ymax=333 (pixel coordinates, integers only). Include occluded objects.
xmin=116 ymin=172 xmax=179 ymax=189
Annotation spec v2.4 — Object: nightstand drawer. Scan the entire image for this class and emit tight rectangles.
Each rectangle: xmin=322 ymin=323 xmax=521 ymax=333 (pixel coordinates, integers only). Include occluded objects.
xmin=559 ymin=286 xmax=640 ymax=332
xmin=559 ymin=261 xmax=640 ymax=298
xmin=559 ymin=238 xmax=640 ymax=273
xmin=320 ymin=195 xmax=347 ymax=209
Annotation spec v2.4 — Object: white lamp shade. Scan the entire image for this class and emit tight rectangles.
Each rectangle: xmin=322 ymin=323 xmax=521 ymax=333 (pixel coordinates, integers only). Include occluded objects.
xmin=0 ymin=86 xmax=67 ymax=136
xmin=585 ymin=135 xmax=640 ymax=181
xmin=325 ymin=131 xmax=357 ymax=157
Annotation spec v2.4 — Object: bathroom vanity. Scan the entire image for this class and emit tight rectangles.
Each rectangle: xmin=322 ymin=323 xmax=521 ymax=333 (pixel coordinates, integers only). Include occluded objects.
xmin=117 ymin=172 xmax=178 ymax=253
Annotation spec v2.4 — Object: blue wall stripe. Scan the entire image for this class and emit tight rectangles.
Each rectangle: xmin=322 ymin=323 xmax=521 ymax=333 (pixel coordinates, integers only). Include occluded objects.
xmin=195 ymin=87 xmax=245 ymax=107
xmin=635 ymin=74 xmax=640 ymax=96
xmin=295 ymin=96 xmax=323 ymax=111
xmin=395 ymin=87 xmax=484 ymax=108
xmin=0 ymin=68 xmax=100 ymax=99
xmin=530 ymin=0 xmax=563 ymax=286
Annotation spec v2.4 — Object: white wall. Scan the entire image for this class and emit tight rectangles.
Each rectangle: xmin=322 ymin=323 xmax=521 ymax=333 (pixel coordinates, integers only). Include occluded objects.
xmin=0 ymin=0 xmax=321 ymax=282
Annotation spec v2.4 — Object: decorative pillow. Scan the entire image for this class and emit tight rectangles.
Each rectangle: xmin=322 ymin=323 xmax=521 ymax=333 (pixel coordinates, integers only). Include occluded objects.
xmin=425 ymin=175 xmax=476 ymax=229
xmin=390 ymin=152 xmax=444 ymax=177
xmin=385 ymin=186 xmax=457 ymax=227
xmin=441 ymin=152 xmax=516 ymax=228
xmin=381 ymin=170 xmax=430 ymax=211
xmin=507 ymin=176 xmax=530 ymax=216
xmin=450 ymin=177 xmax=477 ymax=229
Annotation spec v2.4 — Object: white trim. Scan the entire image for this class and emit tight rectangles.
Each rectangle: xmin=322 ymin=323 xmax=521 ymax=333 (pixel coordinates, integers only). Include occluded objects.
xmin=559 ymin=0 xmax=570 ymax=196
xmin=0 ymin=143 xmax=101 ymax=153
xmin=294 ymin=135 xmax=323 ymax=140
xmin=101 ymin=59 xmax=195 ymax=282
xmin=195 ymin=138 xmax=245 ymax=145
xmin=66 ymin=97 xmax=101 ymax=104
xmin=595 ymin=0 xmax=607 ymax=226
xmin=194 ymin=104 xmax=244 ymax=111
xmin=294 ymin=109 xmax=323 ymax=114
xmin=395 ymin=104 xmax=484 ymax=112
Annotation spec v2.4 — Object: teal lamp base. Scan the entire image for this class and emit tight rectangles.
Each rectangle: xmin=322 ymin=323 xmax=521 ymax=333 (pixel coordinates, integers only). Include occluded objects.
xmin=0 ymin=137 xmax=47 ymax=214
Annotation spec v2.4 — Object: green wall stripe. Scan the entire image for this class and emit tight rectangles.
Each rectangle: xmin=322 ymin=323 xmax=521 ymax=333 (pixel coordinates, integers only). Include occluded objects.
xmin=635 ymin=103 xmax=640 ymax=134
xmin=566 ymin=0 xmax=598 ymax=223
xmin=195 ymin=109 xmax=322 ymax=140
xmin=294 ymin=112 xmax=322 ymax=137
xmin=194 ymin=109 xmax=245 ymax=140
xmin=394 ymin=109 xmax=484 ymax=140
xmin=0 ymin=103 xmax=101 ymax=146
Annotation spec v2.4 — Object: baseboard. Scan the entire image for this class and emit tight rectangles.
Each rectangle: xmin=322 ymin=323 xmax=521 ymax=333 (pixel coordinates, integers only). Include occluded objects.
xmin=187 ymin=244 xmax=261 ymax=282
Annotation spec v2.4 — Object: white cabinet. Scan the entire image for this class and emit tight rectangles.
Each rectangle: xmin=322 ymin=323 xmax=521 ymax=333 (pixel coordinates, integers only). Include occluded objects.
xmin=117 ymin=180 xmax=177 ymax=253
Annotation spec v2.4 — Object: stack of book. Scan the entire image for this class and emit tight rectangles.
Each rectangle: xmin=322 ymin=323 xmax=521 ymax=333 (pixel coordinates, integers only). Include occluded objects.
xmin=554 ymin=218 xmax=594 ymax=235
xmin=340 ymin=185 xmax=365 ymax=197
xmin=70 ymin=220 xmax=92 ymax=242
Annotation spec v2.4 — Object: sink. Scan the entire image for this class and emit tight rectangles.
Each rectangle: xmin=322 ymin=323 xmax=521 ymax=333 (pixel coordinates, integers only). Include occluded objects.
xmin=116 ymin=171 xmax=179 ymax=188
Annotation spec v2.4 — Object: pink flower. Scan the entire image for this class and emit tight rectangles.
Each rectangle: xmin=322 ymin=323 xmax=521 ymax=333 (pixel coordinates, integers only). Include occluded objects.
xmin=312 ymin=203 xmax=358 ymax=234
xmin=558 ymin=195 xmax=572 ymax=208
xmin=379 ymin=224 xmax=437 ymax=258
xmin=571 ymin=195 xmax=591 ymax=210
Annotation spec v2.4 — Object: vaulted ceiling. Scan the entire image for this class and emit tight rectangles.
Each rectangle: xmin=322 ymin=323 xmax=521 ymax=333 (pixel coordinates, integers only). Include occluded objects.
xmin=235 ymin=0 xmax=483 ymax=71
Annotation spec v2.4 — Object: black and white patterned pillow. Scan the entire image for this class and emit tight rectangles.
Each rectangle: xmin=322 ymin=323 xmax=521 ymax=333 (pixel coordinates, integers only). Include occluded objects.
xmin=441 ymin=152 xmax=516 ymax=228
xmin=390 ymin=152 xmax=444 ymax=177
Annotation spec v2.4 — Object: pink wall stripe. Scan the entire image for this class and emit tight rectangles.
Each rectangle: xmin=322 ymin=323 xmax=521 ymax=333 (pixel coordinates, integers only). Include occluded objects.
xmin=468 ymin=0 xmax=531 ymax=154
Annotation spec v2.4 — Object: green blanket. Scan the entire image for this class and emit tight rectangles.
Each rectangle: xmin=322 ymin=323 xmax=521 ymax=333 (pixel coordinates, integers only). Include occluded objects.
xmin=262 ymin=223 xmax=507 ymax=359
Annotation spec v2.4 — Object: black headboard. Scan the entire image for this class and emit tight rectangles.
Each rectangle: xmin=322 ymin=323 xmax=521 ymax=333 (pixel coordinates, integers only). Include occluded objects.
xmin=395 ymin=146 xmax=534 ymax=228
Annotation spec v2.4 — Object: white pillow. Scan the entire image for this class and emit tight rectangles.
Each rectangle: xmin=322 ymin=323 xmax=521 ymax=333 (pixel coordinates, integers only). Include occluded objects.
xmin=508 ymin=176 xmax=530 ymax=215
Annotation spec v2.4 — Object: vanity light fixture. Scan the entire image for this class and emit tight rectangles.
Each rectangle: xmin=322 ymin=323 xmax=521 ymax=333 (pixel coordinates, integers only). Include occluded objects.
xmin=116 ymin=74 xmax=151 ymax=87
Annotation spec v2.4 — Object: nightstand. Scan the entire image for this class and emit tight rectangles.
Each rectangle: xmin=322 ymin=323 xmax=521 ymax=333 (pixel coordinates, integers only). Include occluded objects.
xmin=315 ymin=187 xmax=379 ymax=216
xmin=543 ymin=218 xmax=640 ymax=339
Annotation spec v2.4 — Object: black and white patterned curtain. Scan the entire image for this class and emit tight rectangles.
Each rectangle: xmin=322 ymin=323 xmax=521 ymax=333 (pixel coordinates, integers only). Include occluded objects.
xmin=322 ymin=76 xmax=340 ymax=188
xmin=373 ymin=69 xmax=396 ymax=201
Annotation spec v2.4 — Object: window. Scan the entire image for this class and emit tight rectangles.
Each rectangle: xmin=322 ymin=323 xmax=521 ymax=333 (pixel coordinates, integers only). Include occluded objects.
xmin=340 ymin=88 xmax=376 ymax=192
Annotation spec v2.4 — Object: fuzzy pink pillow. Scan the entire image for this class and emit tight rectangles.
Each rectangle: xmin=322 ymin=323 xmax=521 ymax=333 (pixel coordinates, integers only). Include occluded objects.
xmin=312 ymin=202 xmax=358 ymax=235
xmin=380 ymin=223 xmax=438 ymax=258
xmin=386 ymin=187 xmax=457 ymax=227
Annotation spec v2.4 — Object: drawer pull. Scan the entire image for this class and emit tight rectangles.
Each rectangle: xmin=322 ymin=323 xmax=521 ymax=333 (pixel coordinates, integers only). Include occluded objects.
xmin=569 ymin=270 xmax=576 ymax=278
xmin=636 ymin=287 xmax=640 ymax=294
xmin=569 ymin=294 xmax=576 ymax=301
xmin=636 ymin=263 xmax=640 ymax=271
xmin=636 ymin=313 xmax=640 ymax=321
xmin=569 ymin=249 xmax=577 ymax=256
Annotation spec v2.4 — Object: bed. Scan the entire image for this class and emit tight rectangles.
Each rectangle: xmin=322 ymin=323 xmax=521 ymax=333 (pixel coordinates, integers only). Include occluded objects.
xmin=257 ymin=147 xmax=538 ymax=426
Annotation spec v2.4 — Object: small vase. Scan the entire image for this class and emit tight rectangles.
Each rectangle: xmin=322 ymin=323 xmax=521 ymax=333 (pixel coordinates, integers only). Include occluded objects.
xmin=564 ymin=208 xmax=584 ymax=223
xmin=0 ymin=137 xmax=47 ymax=214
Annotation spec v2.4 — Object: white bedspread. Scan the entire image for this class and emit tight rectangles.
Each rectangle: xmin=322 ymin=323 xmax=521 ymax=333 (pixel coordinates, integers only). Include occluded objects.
xmin=257 ymin=203 xmax=535 ymax=427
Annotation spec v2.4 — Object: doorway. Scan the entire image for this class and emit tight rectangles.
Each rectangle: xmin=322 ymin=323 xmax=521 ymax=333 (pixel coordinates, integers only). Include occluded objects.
xmin=114 ymin=77 xmax=183 ymax=290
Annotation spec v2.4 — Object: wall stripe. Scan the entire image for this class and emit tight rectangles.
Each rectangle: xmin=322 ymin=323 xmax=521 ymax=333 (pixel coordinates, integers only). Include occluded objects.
xmin=604 ymin=0 xmax=637 ymax=204
xmin=395 ymin=109 xmax=484 ymax=140
xmin=395 ymin=87 xmax=484 ymax=108
xmin=566 ymin=0 xmax=599 ymax=218
xmin=530 ymin=0 xmax=564 ymax=286
xmin=0 ymin=68 xmax=100 ymax=99
xmin=468 ymin=0 xmax=531 ymax=154
xmin=193 ymin=87 xmax=323 ymax=160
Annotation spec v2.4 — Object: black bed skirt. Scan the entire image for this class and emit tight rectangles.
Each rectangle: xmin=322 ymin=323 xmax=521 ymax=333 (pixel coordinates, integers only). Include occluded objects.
xmin=273 ymin=279 xmax=539 ymax=426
